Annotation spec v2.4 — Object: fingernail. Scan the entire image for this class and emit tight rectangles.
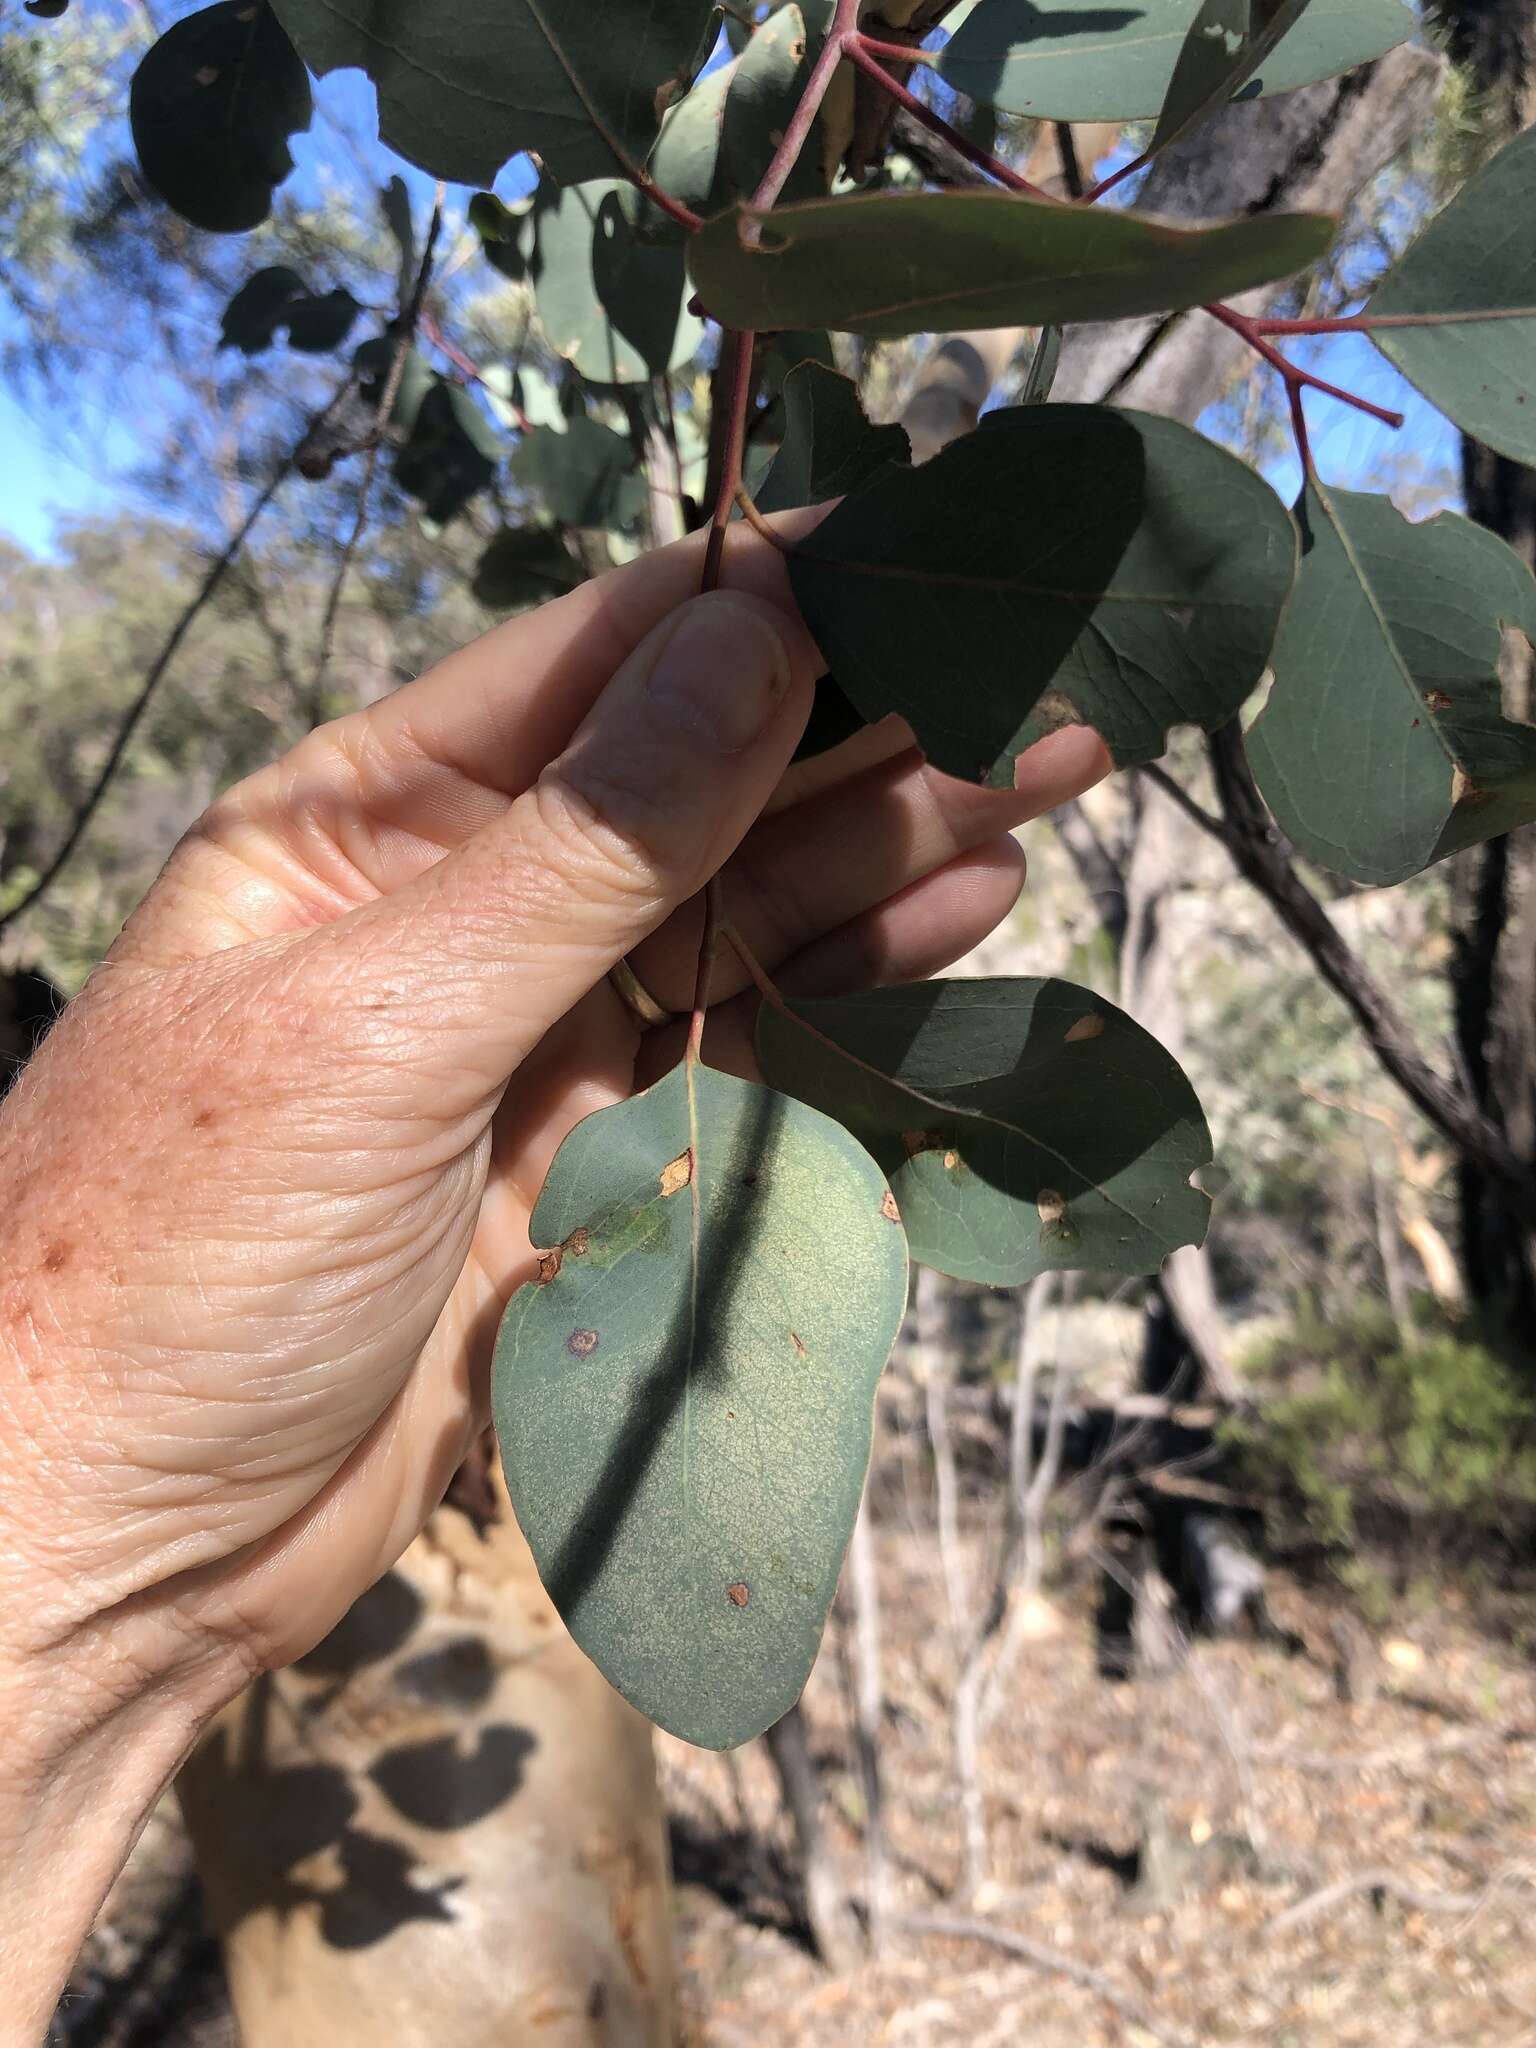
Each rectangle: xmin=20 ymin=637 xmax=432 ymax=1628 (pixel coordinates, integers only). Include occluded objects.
xmin=644 ymin=595 xmax=792 ymax=753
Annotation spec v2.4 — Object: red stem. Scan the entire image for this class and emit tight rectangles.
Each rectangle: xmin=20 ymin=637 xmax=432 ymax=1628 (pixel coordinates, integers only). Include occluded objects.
xmin=1083 ymin=148 xmax=1152 ymax=203
xmin=752 ymin=0 xmax=864 ymax=215
xmin=1205 ymin=302 xmax=1404 ymax=431
xmin=701 ymin=327 xmax=756 ymax=591
xmin=633 ymin=170 xmax=704 ymax=235
xmin=844 ymin=35 xmax=1054 ymax=200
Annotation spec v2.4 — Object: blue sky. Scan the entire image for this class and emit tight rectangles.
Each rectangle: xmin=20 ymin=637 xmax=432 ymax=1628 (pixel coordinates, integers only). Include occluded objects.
xmin=0 ymin=33 xmax=1459 ymax=557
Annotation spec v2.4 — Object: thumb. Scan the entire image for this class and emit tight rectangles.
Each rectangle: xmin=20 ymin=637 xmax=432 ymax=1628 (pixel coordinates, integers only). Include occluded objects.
xmin=333 ymin=589 xmax=819 ymax=1098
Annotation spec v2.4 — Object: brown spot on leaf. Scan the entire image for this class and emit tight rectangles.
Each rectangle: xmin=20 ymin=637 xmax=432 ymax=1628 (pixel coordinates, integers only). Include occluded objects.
xmin=790 ymin=1331 xmax=807 ymax=1359
xmin=562 ymin=1226 xmax=590 ymax=1258
xmin=659 ymin=1148 xmax=693 ymax=1198
xmin=727 ymin=1582 xmax=750 ymax=1608
xmin=1064 ymin=1013 xmax=1105 ymax=1044
xmin=881 ymin=1189 xmax=901 ymax=1223
xmin=943 ymin=1149 xmax=960 ymax=1171
xmin=194 ymin=64 xmax=220 ymax=85
xmin=537 ymin=1250 xmax=563 ymax=1285
xmin=1424 ymin=690 xmax=1453 ymax=713
xmin=1036 ymin=1189 xmax=1067 ymax=1226
xmin=567 ymin=1328 xmax=599 ymax=1358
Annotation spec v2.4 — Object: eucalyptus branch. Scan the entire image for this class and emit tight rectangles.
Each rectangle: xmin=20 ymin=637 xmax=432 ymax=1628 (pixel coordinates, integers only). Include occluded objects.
xmin=1153 ymin=730 xmax=1536 ymax=1220
xmin=750 ymin=0 xmax=863 ymax=215
xmin=0 ymin=382 xmax=353 ymax=940
xmin=306 ymin=188 xmax=445 ymax=726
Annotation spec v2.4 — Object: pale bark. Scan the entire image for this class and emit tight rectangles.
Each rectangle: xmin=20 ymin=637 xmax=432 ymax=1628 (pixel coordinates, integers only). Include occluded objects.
xmin=178 ymin=1473 xmax=673 ymax=2047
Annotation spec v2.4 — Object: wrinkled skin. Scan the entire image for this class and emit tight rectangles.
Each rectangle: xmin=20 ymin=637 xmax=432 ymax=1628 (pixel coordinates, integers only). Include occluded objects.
xmin=0 ymin=518 xmax=1106 ymax=2035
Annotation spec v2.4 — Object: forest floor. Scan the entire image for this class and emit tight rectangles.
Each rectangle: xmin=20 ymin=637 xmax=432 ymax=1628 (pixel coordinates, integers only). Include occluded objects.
xmin=56 ymin=1526 xmax=1536 ymax=2047
xmin=661 ymin=1528 xmax=1536 ymax=2048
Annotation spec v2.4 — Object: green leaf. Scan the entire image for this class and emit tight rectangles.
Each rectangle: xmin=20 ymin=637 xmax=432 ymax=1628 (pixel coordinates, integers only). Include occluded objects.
xmin=472 ymin=527 xmax=584 ymax=610
xmin=1151 ymin=0 xmax=1312 ymax=156
xmin=756 ymin=978 xmax=1211 ymax=1286
xmin=787 ymin=404 xmax=1297 ymax=785
xmin=219 ymin=266 xmax=306 ymax=352
xmin=1247 ymin=484 xmax=1536 ymax=886
xmin=526 ymin=179 xmax=703 ymax=386
xmin=380 ymin=175 xmax=416 ymax=302
xmin=652 ymin=6 xmax=823 ymax=221
xmin=1019 ymin=324 xmax=1062 ymax=404
xmin=939 ymin=0 xmax=1411 ymax=122
xmin=394 ymin=381 xmax=503 ymax=524
xmin=755 ymin=362 xmax=910 ymax=516
xmin=269 ymin=0 xmax=712 ymax=189
xmin=130 ymin=2 xmax=312 ymax=235
xmin=793 ymin=675 xmax=869 ymax=761
xmin=688 ymin=189 xmax=1333 ymax=338
xmin=510 ymin=414 xmax=646 ymax=529
xmin=284 ymin=287 xmax=362 ymax=353
xmin=493 ymin=1062 xmax=908 ymax=1748
xmin=1366 ymin=126 xmax=1536 ymax=468
xmin=25 ymin=1 xmax=71 ymax=19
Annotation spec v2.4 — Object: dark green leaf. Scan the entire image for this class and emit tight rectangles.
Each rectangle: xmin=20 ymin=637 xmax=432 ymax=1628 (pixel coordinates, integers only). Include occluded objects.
xmin=472 ymin=527 xmax=584 ymax=609
xmin=470 ymin=191 xmax=531 ymax=281
xmin=284 ymin=287 xmax=362 ymax=353
xmin=1152 ymin=0 xmax=1312 ymax=155
xmin=24 ymin=1 xmax=70 ymax=19
xmin=493 ymin=1062 xmax=908 ymax=1748
xmin=939 ymin=0 xmax=1411 ymax=122
xmin=755 ymin=362 xmax=910 ymax=516
xmin=788 ymin=404 xmax=1297 ymax=785
xmin=510 ymin=414 xmax=646 ymax=530
xmin=270 ymin=0 xmax=712 ymax=189
xmin=1019 ymin=324 xmax=1062 ymax=404
xmin=380 ymin=174 xmax=416 ymax=302
xmin=1367 ymin=126 xmax=1536 ymax=467
xmin=394 ymin=381 xmax=502 ymax=524
xmin=757 ymin=978 xmax=1211 ymax=1286
xmin=130 ymin=3 xmax=312 ymax=235
xmin=1248 ymin=484 xmax=1536 ymax=885
xmin=355 ymin=337 xmax=435 ymax=432
xmin=653 ymin=5 xmax=822 ymax=221
xmin=219 ymin=266 xmax=306 ymax=352
xmin=527 ymin=179 xmax=703 ymax=386
xmin=688 ymin=189 xmax=1333 ymax=338
xmin=793 ymin=675 xmax=869 ymax=761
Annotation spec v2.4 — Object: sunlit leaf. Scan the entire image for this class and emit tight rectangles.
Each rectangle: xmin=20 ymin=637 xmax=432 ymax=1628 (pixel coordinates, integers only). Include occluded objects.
xmin=938 ymin=0 xmax=1411 ymax=122
xmin=757 ymin=978 xmax=1211 ymax=1285
xmin=130 ymin=2 xmax=312 ymax=234
xmin=494 ymin=1062 xmax=909 ymax=1748
xmin=653 ymin=5 xmax=822 ymax=221
xmin=1151 ymin=0 xmax=1312 ymax=156
xmin=788 ymin=404 xmax=1297 ymax=785
xmin=1248 ymin=484 xmax=1536 ymax=886
xmin=270 ymin=0 xmax=713 ymax=189
xmin=689 ymin=189 xmax=1333 ymax=337
xmin=510 ymin=415 xmax=646 ymax=530
xmin=1366 ymin=126 xmax=1536 ymax=467
xmin=526 ymin=179 xmax=703 ymax=386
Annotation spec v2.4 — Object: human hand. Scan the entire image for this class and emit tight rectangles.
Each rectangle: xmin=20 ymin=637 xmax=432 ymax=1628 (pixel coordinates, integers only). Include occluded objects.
xmin=0 ymin=520 xmax=1105 ymax=2029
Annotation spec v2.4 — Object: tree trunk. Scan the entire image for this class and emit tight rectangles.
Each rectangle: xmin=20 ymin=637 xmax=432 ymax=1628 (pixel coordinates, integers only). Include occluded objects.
xmin=1440 ymin=0 xmax=1536 ymax=1348
xmin=177 ymin=1466 xmax=673 ymax=2046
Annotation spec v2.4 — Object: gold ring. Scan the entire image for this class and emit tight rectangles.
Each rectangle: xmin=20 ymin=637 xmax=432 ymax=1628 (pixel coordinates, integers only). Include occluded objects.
xmin=607 ymin=956 xmax=672 ymax=1030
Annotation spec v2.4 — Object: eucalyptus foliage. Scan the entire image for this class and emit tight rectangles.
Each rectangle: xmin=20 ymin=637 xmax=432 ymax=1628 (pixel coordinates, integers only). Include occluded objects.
xmin=104 ymin=0 xmax=1536 ymax=1745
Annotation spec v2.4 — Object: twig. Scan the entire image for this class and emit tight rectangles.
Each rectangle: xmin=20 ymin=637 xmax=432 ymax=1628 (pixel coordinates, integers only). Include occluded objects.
xmin=1266 ymin=1863 xmax=1535 ymax=1937
xmin=893 ymin=1913 xmax=1198 ymax=2048
xmin=305 ymin=187 xmax=446 ymax=725
xmin=0 ymin=382 xmax=352 ymax=940
xmin=702 ymin=329 xmax=756 ymax=590
xmin=1149 ymin=728 xmax=1536 ymax=1220
xmin=751 ymin=0 xmax=863 ymax=215
xmin=844 ymin=37 xmax=1051 ymax=200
